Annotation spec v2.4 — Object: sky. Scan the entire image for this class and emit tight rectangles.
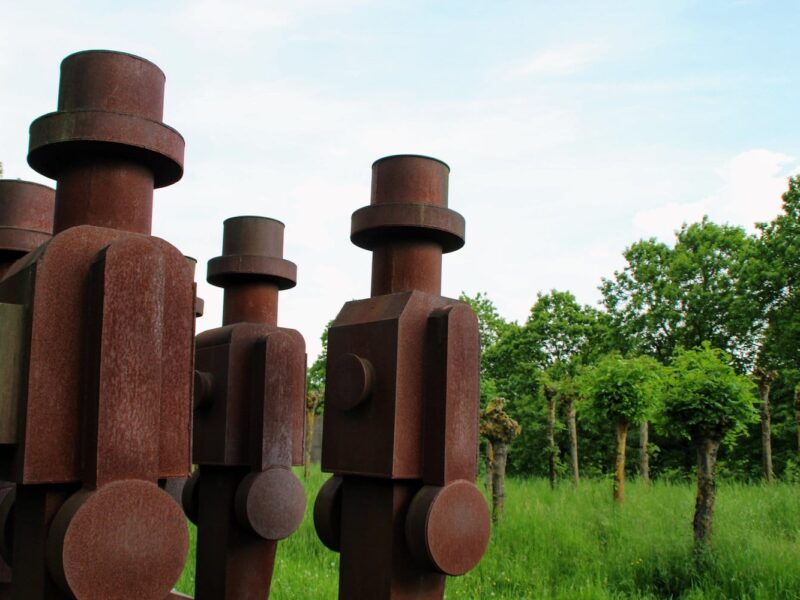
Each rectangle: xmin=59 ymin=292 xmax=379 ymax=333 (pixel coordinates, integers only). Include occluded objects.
xmin=1 ymin=0 xmax=799 ymax=361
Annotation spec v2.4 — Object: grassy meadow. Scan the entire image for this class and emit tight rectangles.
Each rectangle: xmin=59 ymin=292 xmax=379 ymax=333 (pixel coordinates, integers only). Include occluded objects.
xmin=175 ymin=469 xmax=800 ymax=599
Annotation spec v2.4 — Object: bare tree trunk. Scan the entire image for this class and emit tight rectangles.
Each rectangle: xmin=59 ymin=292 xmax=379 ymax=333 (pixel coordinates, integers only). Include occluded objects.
xmin=693 ymin=437 xmax=721 ymax=546
xmin=304 ymin=408 xmax=316 ymax=479
xmin=613 ymin=420 xmax=629 ymax=504
xmin=545 ymin=388 xmax=557 ymax=490
xmin=484 ymin=442 xmax=494 ymax=496
xmin=796 ymin=385 xmax=800 ymax=459
xmin=491 ymin=441 xmax=508 ymax=522
xmin=758 ymin=378 xmax=774 ymax=484
xmin=565 ymin=398 xmax=579 ymax=487
xmin=304 ymin=391 xmax=322 ymax=479
xmin=639 ymin=421 xmax=651 ymax=485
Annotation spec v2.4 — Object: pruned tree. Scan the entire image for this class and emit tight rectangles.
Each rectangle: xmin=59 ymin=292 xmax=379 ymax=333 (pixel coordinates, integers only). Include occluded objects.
xmin=661 ymin=343 xmax=757 ymax=547
xmin=583 ymin=354 xmax=661 ymax=504
xmin=480 ymin=397 xmax=521 ymax=522
xmin=796 ymin=383 xmax=800 ymax=460
xmin=753 ymin=367 xmax=778 ymax=483
xmin=485 ymin=291 xmax=607 ymax=478
xmin=543 ymin=367 xmax=583 ymax=487
xmin=639 ymin=421 xmax=651 ymax=485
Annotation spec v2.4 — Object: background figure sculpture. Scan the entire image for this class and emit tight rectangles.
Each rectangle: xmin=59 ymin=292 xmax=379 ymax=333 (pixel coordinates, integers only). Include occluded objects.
xmin=314 ymin=154 xmax=490 ymax=599
xmin=182 ymin=216 xmax=306 ymax=599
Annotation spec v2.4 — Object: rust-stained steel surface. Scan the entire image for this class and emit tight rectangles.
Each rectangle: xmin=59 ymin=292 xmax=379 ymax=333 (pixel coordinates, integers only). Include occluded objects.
xmin=0 ymin=181 xmax=54 ymax=278
xmin=184 ymin=216 xmax=306 ymax=599
xmin=0 ymin=179 xmax=54 ymax=593
xmin=315 ymin=155 xmax=490 ymax=599
xmin=0 ymin=49 xmax=193 ymax=599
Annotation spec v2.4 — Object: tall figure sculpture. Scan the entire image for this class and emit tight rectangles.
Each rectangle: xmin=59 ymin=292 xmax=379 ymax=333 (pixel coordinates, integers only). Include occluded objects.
xmin=0 ymin=50 xmax=194 ymax=600
xmin=0 ymin=179 xmax=55 ymax=596
xmin=182 ymin=216 xmax=306 ymax=599
xmin=314 ymin=155 xmax=491 ymax=599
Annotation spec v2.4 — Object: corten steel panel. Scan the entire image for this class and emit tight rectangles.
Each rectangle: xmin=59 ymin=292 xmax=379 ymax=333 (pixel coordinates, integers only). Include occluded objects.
xmin=323 ymin=292 xmax=463 ymax=479
xmin=0 ymin=227 xmax=194 ymax=484
xmin=251 ymin=332 xmax=305 ymax=470
xmin=338 ymin=478 xmax=444 ymax=599
xmin=423 ymin=304 xmax=480 ymax=485
xmin=82 ymin=237 xmax=187 ymax=486
xmin=194 ymin=324 xmax=305 ymax=467
xmin=11 ymin=484 xmax=78 ymax=600
xmin=194 ymin=466 xmax=278 ymax=600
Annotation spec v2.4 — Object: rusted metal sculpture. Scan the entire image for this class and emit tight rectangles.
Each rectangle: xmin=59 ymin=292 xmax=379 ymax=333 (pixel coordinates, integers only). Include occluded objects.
xmin=0 ymin=50 xmax=194 ymax=599
xmin=0 ymin=179 xmax=55 ymax=596
xmin=0 ymin=181 xmax=54 ymax=279
xmin=314 ymin=155 xmax=491 ymax=599
xmin=182 ymin=216 xmax=306 ymax=599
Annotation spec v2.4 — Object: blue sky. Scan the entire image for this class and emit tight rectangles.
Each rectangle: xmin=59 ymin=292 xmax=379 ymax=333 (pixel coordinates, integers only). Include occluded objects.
xmin=2 ymin=0 xmax=799 ymax=360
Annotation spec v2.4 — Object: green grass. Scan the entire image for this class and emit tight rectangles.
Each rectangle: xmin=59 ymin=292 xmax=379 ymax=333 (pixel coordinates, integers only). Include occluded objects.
xmin=176 ymin=469 xmax=800 ymax=599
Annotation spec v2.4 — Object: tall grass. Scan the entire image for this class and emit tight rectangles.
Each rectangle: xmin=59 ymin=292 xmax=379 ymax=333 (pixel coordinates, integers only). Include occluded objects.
xmin=176 ymin=469 xmax=800 ymax=599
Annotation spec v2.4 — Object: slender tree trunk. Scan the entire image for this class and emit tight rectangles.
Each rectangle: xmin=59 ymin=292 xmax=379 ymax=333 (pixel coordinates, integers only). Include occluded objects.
xmin=565 ymin=398 xmax=579 ymax=487
xmin=795 ymin=385 xmax=800 ymax=459
xmin=545 ymin=388 xmax=557 ymax=490
xmin=693 ymin=437 xmax=721 ymax=546
xmin=758 ymin=378 xmax=774 ymax=483
xmin=639 ymin=421 xmax=651 ymax=485
xmin=484 ymin=442 xmax=494 ymax=496
xmin=304 ymin=408 xmax=316 ymax=479
xmin=613 ymin=420 xmax=629 ymax=504
xmin=491 ymin=441 xmax=509 ymax=522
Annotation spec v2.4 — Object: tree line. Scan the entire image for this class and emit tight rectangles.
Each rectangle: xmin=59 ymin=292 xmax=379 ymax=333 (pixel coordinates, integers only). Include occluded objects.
xmin=473 ymin=176 xmax=800 ymax=481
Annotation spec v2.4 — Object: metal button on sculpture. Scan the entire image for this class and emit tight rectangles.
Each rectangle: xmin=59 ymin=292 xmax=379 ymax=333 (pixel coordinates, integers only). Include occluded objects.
xmin=183 ymin=216 xmax=306 ymax=599
xmin=314 ymin=155 xmax=491 ymax=599
xmin=0 ymin=50 xmax=194 ymax=600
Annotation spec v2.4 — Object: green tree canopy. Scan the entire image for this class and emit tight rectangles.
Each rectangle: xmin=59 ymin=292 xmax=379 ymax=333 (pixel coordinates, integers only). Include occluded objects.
xmin=601 ymin=218 xmax=760 ymax=370
xmin=661 ymin=343 xmax=758 ymax=443
xmin=583 ymin=354 xmax=662 ymax=426
xmin=752 ymin=176 xmax=800 ymax=371
xmin=307 ymin=319 xmax=332 ymax=393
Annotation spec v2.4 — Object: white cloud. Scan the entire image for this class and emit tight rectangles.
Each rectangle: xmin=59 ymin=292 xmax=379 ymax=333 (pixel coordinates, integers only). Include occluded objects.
xmin=632 ymin=201 xmax=707 ymax=240
xmin=512 ymin=42 xmax=608 ymax=76
xmin=710 ymin=149 xmax=797 ymax=228
xmin=631 ymin=149 xmax=798 ymax=242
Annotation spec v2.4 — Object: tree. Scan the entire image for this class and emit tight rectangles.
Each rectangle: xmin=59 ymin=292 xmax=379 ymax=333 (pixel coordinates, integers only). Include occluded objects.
xmin=753 ymin=367 xmax=778 ymax=483
xmin=660 ymin=343 xmax=757 ymax=546
xmin=583 ymin=354 xmax=661 ymax=504
xmin=602 ymin=219 xmax=760 ymax=369
xmin=745 ymin=177 xmax=800 ymax=480
xmin=546 ymin=369 xmax=584 ymax=486
xmin=480 ymin=398 xmax=521 ymax=522
xmin=753 ymin=176 xmax=800 ymax=371
xmin=305 ymin=320 xmax=332 ymax=475
xmin=459 ymin=291 xmax=513 ymax=356
xmin=484 ymin=291 xmax=606 ymax=479
xmin=307 ymin=320 xmax=332 ymax=393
